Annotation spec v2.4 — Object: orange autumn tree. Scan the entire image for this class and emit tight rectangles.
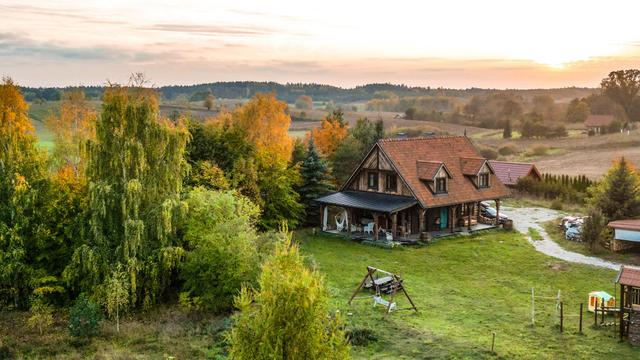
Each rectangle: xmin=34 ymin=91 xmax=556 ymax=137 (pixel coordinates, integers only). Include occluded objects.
xmin=232 ymin=93 xmax=293 ymax=163
xmin=46 ymin=90 xmax=96 ymax=171
xmin=309 ymin=110 xmax=348 ymax=157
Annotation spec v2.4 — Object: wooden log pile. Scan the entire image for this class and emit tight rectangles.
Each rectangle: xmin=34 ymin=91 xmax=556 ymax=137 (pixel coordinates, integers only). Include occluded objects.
xmin=629 ymin=311 xmax=640 ymax=346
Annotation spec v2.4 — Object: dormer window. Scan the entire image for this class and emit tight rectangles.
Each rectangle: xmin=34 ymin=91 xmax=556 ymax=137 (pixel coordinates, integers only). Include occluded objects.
xmin=386 ymin=173 xmax=397 ymax=192
xmin=367 ymin=171 xmax=378 ymax=190
xmin=435 ymin=175 xmax=447 ymax=194
xmin=478 ymin=172 xmax=489 ymax=188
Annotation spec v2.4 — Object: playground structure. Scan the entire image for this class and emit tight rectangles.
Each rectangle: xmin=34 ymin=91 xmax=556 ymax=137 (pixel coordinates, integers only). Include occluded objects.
xmin=588 ymin=291 xmax=616 ymax=313
xmin=349 ymin=266 xmax=418 ymax=315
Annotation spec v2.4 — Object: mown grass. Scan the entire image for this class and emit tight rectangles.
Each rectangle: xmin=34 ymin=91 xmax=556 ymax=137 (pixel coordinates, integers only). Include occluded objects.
xmin=297 ymin=229 xmax=637 ymax=359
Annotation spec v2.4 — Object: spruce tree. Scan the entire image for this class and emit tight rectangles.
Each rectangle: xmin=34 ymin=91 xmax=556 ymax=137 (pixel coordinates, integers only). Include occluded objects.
xmin=589 ymin=157 xmax=640 ymax=221
xmin=63 ymin=83 xmax=189 ymax=307
xmin=298 ymin=138 xmax=333 ymax=225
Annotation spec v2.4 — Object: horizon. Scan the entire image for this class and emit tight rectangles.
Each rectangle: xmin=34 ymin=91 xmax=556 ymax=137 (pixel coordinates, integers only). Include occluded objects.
xmin=3 ymin=1 xmax=640 ymax=88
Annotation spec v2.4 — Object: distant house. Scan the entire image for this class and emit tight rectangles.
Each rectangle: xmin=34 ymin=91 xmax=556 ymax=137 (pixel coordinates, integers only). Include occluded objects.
xmin=314 ymin=136 xmax=509 ymax=241
xmin=607 ymin=219 xmax=640 ymax=251
xmin=584 ymin=115 xmax=615 ymax=134
xmin=488 ymin=161 xmax=542 ymax=188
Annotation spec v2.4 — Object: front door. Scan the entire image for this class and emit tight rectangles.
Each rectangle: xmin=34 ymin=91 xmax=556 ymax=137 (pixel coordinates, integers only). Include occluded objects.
xmin=440 ymin=208 xmax=448 ymax=229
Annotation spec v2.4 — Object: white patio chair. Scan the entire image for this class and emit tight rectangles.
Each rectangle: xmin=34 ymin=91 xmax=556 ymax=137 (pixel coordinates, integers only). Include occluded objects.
xmin=364 ymin=222 xmax=374 ymax=235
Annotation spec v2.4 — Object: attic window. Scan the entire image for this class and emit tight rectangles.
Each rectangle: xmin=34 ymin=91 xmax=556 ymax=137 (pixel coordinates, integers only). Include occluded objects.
xmin=435 ymin=175 xmax=447 ymax=194
xmin=386 ymin=173 xmax=397 ymax=192
xmin=478 ymin=172 xmax=489 ymax=188
xmin=367 ymin=171 xmax=379 ymax=190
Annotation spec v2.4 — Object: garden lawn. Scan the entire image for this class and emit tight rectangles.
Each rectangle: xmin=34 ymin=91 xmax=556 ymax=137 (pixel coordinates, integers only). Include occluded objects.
xmin=297 ymin=229 xmax=637 ymax=359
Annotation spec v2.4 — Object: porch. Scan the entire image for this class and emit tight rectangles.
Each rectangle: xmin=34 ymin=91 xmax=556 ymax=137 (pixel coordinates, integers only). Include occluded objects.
xmin=316 ymin=191 xmax=502 ymax=244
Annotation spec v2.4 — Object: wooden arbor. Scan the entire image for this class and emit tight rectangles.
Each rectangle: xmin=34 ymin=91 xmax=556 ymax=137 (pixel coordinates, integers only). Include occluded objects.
xmin=348 ymin=266 xmax=418 ymax=315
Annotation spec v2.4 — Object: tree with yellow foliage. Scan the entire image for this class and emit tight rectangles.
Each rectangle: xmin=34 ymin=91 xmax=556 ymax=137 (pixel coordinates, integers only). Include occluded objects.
xmin=232 ymin=93 xmax=293 ymax=163
xmin=309 ymin=110 xmax=348 ymax=157
xmin=45 ymin=90 xmax=96 ymax=172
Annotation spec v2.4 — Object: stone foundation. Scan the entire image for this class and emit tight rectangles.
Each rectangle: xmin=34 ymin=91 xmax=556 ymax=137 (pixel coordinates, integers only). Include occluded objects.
xmin=629 ymin=311 xmax=640 ymax=346
xmin=610 ymin=239 xmax=640 ymax=252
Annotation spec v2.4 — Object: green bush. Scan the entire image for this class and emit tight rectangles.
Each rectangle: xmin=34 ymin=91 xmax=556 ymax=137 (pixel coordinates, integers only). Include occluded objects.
xmin=498 ymin=145 xmax=518 ymax=156
xmin=527 ymin=145 xmax=548 ymax=157
xmin=68 ymin=294 xmax=102 ymax=343
xmin=181 ymin=188 xmax=261 ymax=313
xmin=479 ymin=147 xmax=498 ymax=160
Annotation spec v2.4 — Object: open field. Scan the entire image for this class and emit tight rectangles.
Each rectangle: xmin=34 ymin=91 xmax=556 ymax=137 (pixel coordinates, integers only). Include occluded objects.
xmin=298 ymin=230 xmax=635 ymax=359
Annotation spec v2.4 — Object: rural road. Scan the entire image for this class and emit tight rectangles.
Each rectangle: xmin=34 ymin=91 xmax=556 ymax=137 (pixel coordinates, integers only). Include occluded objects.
xmin=502 ymin=206 xmax=622 ymax=271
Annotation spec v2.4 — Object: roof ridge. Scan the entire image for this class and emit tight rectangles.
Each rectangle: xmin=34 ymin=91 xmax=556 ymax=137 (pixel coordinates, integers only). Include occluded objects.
xmin=489 ymin=160 xmax=536 ymax=166
xmin=378 ymin=135 xmax=467 ymax=143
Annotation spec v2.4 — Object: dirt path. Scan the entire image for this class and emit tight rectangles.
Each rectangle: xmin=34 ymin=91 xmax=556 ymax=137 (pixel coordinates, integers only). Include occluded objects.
xmin=502 ymin=206 xmax=622 ymax=271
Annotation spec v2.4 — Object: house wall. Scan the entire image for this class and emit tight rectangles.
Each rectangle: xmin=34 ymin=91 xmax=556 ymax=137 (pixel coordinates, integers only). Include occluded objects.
xmin=347 ymin=147 xmax=413 ymax=196
xmin=614 ymin=229 xmax=640 ymax=243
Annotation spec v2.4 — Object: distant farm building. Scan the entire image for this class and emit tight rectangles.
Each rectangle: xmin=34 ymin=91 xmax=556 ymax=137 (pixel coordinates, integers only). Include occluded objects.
xmin=584 ymin=115 xmax=615 ymax=134
xmin=608 ymin=219 xmax=640 ymax=252
xmin=488 ymin=161 xmax=541 ymax=188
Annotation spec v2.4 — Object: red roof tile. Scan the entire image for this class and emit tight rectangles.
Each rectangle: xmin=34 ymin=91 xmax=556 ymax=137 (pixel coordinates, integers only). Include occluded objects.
xmin=608 ymin=219 xmax=640 ymax=232
xmin=377 ymin=136 xmax=509 ymax=208
xmin=460 ymin=157 xmax=487 ymax=175
xmin=584 ymin=115 xmax=615 ymax=127
xmin=617 ymin=266 xmax=640 ymax=287
xmin=489 ymin=161 xmax=541 ymax=186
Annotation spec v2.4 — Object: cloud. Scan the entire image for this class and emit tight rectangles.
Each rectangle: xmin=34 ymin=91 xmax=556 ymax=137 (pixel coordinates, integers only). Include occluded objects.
xmin=139 ymin=23 xmax=276 ymax=37
xmin=0 ymin=4 xmax=126 ymax=25
xmin=0 ymin=33 xmax=153 ymax=61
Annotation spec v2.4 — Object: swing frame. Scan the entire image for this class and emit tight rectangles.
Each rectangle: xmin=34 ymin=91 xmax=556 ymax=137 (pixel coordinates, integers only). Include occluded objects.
xmin=348 ymin=266 xmax=418 ymax=315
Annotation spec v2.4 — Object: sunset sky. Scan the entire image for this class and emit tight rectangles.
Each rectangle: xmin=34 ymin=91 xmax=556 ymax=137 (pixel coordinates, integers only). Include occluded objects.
xmin=2 ymin=0 xmax=640 ymax=88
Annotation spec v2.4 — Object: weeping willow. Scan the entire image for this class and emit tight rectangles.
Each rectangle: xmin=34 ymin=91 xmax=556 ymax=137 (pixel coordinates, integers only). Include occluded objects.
xmin=63 ymin=85 xmax=189 ymax=307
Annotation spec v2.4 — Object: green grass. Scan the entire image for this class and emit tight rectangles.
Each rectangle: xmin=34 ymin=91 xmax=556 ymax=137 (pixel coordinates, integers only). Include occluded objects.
xmin=297 ymin=229 xmax=637 ymax=359
xmin=528 ymin=227 xmax=544 ymax=241
xmin=288 ymin=129 xmax=308 ymax=138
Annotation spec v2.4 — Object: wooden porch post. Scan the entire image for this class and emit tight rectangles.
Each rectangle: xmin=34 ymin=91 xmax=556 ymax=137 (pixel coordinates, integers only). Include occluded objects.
xmin=467 ymin=203 xmax=472 ymax=230
xmin=373 ymin=212 xmax=379 ymax=240
xmin=419 ymin=208 xmax=426 ymax=233
xmin=391 ymin=212 xmax=398 ymax=239
xmin=495 ymin=199 xmax=501 ymax=226
xmin=319 ymin=205 xmax=324 ymax=230
xmin=347 ymin=208 xmax=352 ymax=237
xmin=620 ymin=284 xmax=625 ymax=340
xmin=449 ymin=206 xmax=454 ymax=233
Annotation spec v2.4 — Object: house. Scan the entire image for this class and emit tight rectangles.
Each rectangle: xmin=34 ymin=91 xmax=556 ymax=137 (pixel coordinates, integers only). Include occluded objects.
xmin=607 ymin=219 xmax=640 ymax=251
xmin=615 ymin=266 xmax=640 ymax=342
xmin=584 ymin=114 xmax=615 ymax=134
xmin=315 ymin=136 xmax=510 ymax=241
xmin=489 ymin=161 xmax=541 ymax=187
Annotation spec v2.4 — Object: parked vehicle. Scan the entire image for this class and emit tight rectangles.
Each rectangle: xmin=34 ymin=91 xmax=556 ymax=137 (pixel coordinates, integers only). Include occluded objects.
xmin=481 ymin=206 xmax=508 ymax=223
xmin=565 ymin=226 xmax=582 ymax=241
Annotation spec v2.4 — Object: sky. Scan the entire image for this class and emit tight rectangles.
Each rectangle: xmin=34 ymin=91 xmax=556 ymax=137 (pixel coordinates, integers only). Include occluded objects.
xmin=2 ymin=0 xmax=640 ymax=88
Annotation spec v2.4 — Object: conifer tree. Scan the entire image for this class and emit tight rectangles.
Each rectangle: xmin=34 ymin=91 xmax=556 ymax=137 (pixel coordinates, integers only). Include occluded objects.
xmin=228 ymin=230 xmax=350 ymax=360
xmin=298 ymin=138 xmax=333 ymax=225
xmin=589 ymin=157 xmax=640 ymax=220
xmin=63 ymin=82 xmax=189 ymax=307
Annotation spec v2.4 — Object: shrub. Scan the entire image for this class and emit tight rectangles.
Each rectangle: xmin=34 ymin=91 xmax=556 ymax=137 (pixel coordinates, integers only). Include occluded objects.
xmin=346 ymin=327 xmax=378 ymax=346
xmin=68 ymin=293 xmax=102 ymax=343
xmin=479 ymin=147 xmax=498 ymax=160
xmin=582 ymin=208 xmax=606 ymax=252
xmin=181 ymin=189 xmax=261 ymax=313
xmin=550 ymin=199 xmax=564 ymax=210
xmin=498 ymin=145 xmax=518 ymax=156
xmin=227 ymin=231 xmax=351 ymax=359
xmin=527 ymin=145 xmax=548 ymax=157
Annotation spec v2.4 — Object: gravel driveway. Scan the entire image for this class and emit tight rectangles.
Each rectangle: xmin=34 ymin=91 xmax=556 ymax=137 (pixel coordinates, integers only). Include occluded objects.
xmin=502 ymin=206 xmax=622 ymax=271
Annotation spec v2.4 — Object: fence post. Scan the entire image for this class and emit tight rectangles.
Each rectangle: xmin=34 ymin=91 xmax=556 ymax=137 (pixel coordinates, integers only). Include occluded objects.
xmin=594 ymin=300 xmax=598 ymax=326
xmin=579 ymin=303 xmax=583 ymax=333
xmin=560 ymin=301 xmax=564 ymax=333
xmin=491 ymin=332 xmax=496 ymax=353
xmin=531 ymin=288 xmax=535 ymax=326
xmin=601 ymin=299 xmax=605 ymax=325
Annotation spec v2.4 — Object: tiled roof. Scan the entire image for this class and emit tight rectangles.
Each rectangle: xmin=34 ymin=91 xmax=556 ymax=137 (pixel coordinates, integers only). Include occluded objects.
xmin=489 ymin=161 xmax=541 ymax=186
xmin=608 ymin=219 xmax=640 ymax=232
xmin=416 ymin=160 xmax=444 ymax=180
xmin=616 ymin=266 xmax=640 ymax=287
xmin=460 ymin=157 xmax=486 ymax=176
xmin=584 ymin=115 xmax=615 ymax=127
xmin=377 ymin=136 xmax=509 ymax=208
xmin=315 ymin=191 xmax=418 ymax=213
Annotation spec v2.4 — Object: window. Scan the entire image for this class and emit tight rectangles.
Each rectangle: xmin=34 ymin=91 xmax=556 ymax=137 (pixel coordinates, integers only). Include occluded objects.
xmin=478 ymin=173 xmax=489 ymax=188
xmin=385 ymin=173 xmax=397 ymax=191
xmin=435 ymin=176 xmax=447 ymax=193
xmin=367 ymin=171 xmax=378 ymax=190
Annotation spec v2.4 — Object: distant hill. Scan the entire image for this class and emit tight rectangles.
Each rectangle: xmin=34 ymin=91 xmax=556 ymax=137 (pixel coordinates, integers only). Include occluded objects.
xmin=20 ymin=82 xmax=598 ymax=104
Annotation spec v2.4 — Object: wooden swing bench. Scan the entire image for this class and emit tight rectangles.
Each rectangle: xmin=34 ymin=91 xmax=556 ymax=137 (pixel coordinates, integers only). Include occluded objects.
xmin=349 ymin=266 xmax=417 ymax=315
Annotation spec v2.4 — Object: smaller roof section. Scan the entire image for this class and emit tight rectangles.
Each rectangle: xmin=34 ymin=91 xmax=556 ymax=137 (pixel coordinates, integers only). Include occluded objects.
xmin=416 ymin=160 xmax=447 ymax=181
xmin=489 ymin=161 xmax=541 ymax=186
xmin=315 ymin=191 xmax=418 ymax=213
xmin=584 ymin=114 xmax=615 ymax=127
xmin=608 ymin=219 xmax=640 ymax=232
xmin=460 ymin=157 xmax=487 ymax=176
xmin=616 ymin=266 xmax=640 ymax=287
xmin=589 ymin=291 xmax=614 ymax=301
